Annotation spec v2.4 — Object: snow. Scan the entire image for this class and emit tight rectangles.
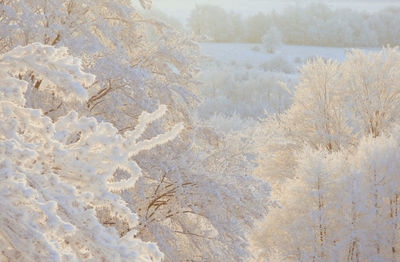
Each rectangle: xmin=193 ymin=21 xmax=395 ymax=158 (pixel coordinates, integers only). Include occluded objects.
xmin=2 ymin=0 xmax=400 ymax=261
xmin=199 ymin=42 xmax=381 ymax=67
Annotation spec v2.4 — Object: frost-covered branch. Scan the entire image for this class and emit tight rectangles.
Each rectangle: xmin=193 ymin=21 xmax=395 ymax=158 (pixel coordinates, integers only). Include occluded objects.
xmin=0 ymin=43 xmax=187 ymax=262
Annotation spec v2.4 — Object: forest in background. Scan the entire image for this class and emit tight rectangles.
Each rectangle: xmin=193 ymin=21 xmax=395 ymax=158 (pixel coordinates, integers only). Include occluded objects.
xmin=183 ymin=3 xmax=400 ymax=47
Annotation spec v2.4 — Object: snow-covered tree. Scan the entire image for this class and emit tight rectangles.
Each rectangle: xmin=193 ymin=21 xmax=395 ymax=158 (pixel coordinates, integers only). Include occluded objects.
xmin=282 ymin=57 xmax=353 ymax=152
xmin=188 ymin=4 xmax=244 ymax=42
xmin=350 ymin=126 xmax=400 ymax=261
xmin=252 ymin=48 xmax=400 ymax=262
xmin=252 ymin=148 xmax=341 ymax=261
xmin=253 ymin=125 xmax=400 ymax=261
xmin=244 ymin=13 xmax=272 ymax=43
xmin=261 ymin=26 xmax=282 ymax=53
xmin=341 ymin=48 xmax=400 ymax=138
xmin=0 ymin=43 xmax=188 ymax=261
xmin=0 ymin=0 xmax=199 ymax=122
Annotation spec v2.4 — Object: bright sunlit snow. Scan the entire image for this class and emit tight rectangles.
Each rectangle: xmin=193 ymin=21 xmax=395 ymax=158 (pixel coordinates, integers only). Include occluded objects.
xmin=1 ymin=1 xmax=400 ymax=261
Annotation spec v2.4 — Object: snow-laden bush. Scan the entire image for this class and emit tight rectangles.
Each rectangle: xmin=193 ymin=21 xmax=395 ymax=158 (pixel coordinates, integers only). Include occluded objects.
xmin=199 ymin=113 xmax=258 ymax=133
xmin=0 ymin=43 xmax=185 ymax=262
xmin=196 ymin=65 xmax=295 ymax=122
xmin=260 ymin=54 xmax=296 ymax=74
xmin=261 ymin=26 xmax=282 ymax=53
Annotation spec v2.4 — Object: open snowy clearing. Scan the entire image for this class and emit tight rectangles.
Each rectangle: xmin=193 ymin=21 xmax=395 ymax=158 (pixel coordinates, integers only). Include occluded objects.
xmin=199 ymin=42 xmax=381 ymax=68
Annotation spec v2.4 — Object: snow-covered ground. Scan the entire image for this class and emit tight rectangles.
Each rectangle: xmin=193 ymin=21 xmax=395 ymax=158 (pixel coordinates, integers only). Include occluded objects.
xmin=199 ymin=42 xmax=380 ymax=67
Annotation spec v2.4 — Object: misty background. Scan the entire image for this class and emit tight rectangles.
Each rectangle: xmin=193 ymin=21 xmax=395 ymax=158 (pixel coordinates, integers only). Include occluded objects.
xmin=153 ymin=0 xmax=400 ymax=24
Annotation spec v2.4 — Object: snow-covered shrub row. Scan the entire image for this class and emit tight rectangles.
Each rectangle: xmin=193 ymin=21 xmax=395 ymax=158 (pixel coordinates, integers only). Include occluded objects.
xmin=199 ymin=113 xmax=258 ymax=133
xmin=252 ymin=47 xmax=400 ymax=261
xmin=189 ymin=3 xmax=400 ymax=47
xmin=273 ymin=3 xmax=390 ymax=47
xmin=0 ymin=43 xmax=177 ymax=262
xmin=259 ymin=54 xmax=296 ymax=74
xmin=195 ymin=51 xmax=298 ymax=128
xmin=195 ymin=64 xmax=295 ymax=122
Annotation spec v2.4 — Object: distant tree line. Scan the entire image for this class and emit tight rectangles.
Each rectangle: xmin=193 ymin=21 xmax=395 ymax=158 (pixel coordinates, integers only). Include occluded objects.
xmin=188 ymin=3 xmax=400 ymax=47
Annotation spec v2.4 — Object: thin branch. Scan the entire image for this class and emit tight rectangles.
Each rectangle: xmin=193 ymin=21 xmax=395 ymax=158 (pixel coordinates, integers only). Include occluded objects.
xmin=174 ymin=230 xmax=214 ymax=240
xmin=44 ymin=102 xmax=63 ymax=115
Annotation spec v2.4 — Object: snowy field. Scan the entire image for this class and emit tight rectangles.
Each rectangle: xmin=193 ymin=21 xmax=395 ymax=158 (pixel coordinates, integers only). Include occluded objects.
xmin=199 ymin=42 xmax=380 ymax=67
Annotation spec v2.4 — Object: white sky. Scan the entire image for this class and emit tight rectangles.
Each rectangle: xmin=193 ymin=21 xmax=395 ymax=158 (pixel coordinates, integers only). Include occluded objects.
xmin=152 ymin=0 xmax=400 ymax=24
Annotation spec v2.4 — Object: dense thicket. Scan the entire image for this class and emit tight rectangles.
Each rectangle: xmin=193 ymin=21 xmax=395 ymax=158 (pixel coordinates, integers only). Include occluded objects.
xmin=252 ymin=48 xmax=400 ymax=261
